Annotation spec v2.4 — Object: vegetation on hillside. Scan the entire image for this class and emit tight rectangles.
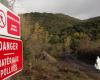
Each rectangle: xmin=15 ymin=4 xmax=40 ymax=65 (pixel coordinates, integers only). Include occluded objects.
xmin=13 ymin=12 xmax=100 ymax=80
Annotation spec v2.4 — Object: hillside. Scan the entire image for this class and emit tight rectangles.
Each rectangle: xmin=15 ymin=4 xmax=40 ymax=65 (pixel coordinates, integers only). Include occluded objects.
xmin=13 ymin=12 xmax=100 ymax=80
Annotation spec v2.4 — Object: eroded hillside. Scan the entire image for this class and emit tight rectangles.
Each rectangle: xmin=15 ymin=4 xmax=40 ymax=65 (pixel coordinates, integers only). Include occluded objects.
xmin=12 ymin=13 xmax=100 ymax=80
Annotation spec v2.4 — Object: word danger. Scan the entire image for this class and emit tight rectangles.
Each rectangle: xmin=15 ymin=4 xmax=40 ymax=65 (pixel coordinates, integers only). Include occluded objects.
xmin=0 ymin=41 xmax=18 ymax=51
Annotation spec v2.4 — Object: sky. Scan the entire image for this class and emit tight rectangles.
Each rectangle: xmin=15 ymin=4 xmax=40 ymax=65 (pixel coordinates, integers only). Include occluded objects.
xmin=14 ymin=0 xmax=100 ymax=20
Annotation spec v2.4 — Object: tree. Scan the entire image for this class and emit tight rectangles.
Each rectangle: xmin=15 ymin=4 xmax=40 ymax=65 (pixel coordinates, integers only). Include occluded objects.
xmin=0 ymin=0 xmax=9 ymax=7
xmin=0 ymin=0 xmax=15 ymax=10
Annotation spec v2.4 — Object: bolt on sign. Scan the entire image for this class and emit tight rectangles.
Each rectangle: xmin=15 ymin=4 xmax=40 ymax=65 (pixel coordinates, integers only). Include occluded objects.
xmin=0 ymin=3 xmax=20 ymax=38
xmin=0 ymin=36 xmax=23 ymax=80
xmin=0 ymin=2 xmax=23 ymax=80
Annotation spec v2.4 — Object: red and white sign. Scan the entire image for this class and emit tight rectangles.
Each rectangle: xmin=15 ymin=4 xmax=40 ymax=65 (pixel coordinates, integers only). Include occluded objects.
xmin=0 ymin=3 xmax=20 ymax=38
xmin=0 ymin=36 xmax=23 ymax=80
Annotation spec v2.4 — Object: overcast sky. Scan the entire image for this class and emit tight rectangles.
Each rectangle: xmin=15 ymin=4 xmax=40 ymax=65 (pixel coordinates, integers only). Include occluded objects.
xmin=14 ymin=0 xmax=100 ymax=20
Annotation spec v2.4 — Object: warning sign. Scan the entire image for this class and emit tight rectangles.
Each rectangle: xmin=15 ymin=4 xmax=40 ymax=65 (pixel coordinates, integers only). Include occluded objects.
xmin=0 ymin=2 xmax=23 ymax=79
xmin=0 ymin=36 xmax=23 ymax=80
xmin=7 ymin=11 xmax=20 ymax=36
xmin=0 ymin=3 xmax=20 ymax=38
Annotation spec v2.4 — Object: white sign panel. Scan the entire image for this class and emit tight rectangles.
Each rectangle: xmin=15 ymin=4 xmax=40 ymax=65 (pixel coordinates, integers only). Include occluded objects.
xmin=0 ymin=3 xmax=20 ymax=38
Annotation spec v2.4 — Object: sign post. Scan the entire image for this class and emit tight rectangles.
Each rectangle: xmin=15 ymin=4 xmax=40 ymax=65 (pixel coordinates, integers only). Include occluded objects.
xmin=0 ymin=2 xmax=23 ymax=80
